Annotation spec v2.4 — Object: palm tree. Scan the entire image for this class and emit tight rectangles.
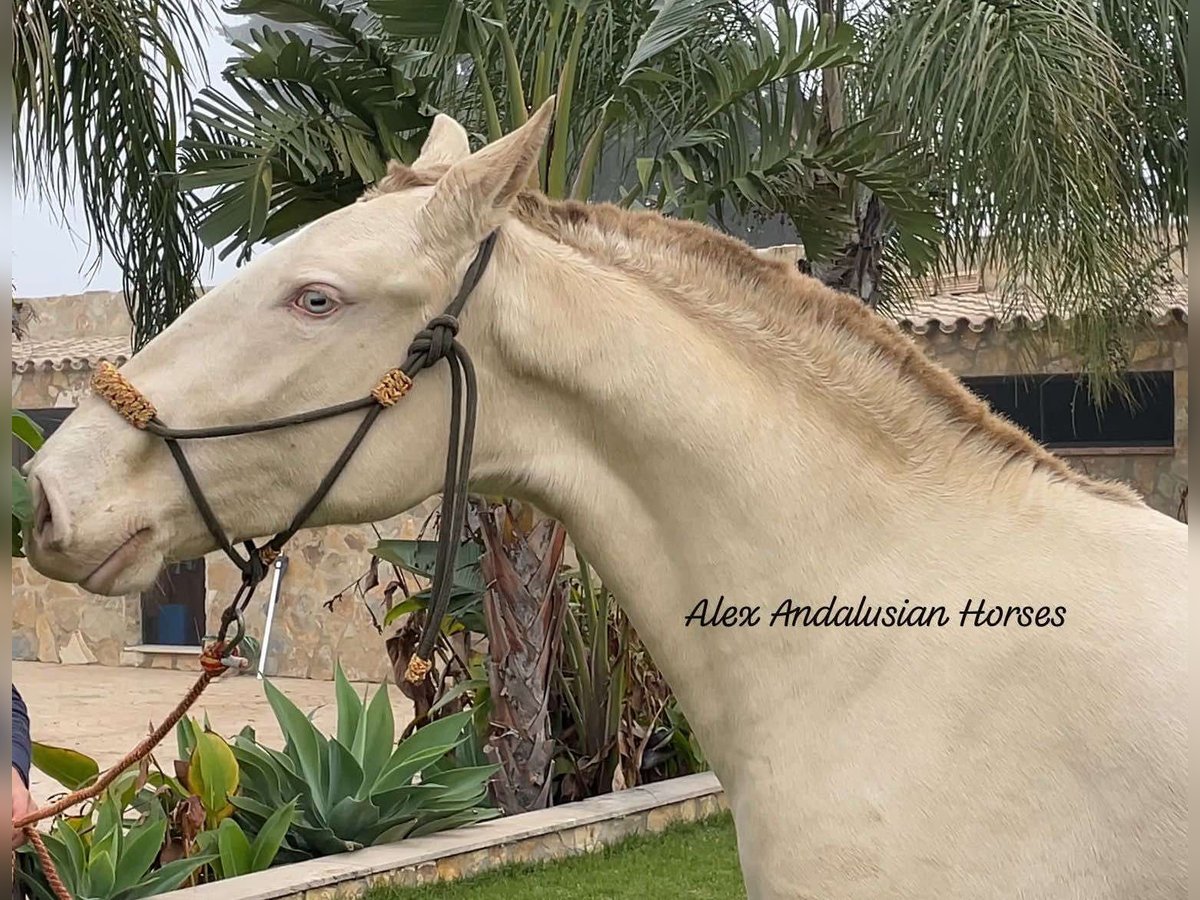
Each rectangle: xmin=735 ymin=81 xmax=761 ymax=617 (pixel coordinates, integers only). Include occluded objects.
xmin=12 ymin=0 xmax=212 ymax=345
xmin=840 ymin=0 xmax=1186 ymax=388
xmin=181 ymin=0 xmax=933 ymax=259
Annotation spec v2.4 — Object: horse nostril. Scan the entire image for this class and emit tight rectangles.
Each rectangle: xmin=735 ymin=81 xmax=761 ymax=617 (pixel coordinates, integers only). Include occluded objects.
xmin=29 ymin=474 xmax=64 ymax=550
xmin=35 ymin=490 xmax=52 ymax=539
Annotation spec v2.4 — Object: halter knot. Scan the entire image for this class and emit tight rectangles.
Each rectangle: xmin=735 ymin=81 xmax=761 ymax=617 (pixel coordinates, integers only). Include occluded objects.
xmin=409 ymin=314 xmax=460 ymax=365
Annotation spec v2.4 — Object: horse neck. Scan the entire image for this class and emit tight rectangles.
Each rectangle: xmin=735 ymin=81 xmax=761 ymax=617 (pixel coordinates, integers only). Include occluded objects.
xmin=463 ymin=225 xmax=1113 ymax=765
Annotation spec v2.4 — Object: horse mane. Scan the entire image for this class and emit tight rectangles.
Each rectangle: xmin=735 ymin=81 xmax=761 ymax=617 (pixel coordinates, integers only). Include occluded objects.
xmin=363 ymin=162 xmax=1142 ymax=507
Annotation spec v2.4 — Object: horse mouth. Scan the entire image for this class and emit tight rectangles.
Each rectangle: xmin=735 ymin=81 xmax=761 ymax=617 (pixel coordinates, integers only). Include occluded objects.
xmin=81 ymin=529 xmax=155 ymax=594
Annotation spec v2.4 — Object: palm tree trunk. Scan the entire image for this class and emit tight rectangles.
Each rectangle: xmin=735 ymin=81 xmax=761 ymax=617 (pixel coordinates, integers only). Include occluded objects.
xmin=813 ymin=0 xmax=885 ymax=307
xmin=476 ymin=501 xmax=569 ymax=813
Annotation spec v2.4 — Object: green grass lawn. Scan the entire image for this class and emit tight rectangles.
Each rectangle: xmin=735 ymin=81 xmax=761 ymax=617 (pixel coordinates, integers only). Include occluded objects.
xmin=367 ymin=814 xmax=745 ymax=900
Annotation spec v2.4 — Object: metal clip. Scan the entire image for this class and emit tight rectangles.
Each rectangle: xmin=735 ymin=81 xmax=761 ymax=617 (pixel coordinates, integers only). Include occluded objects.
xmin=215 ymin=610 xmax=246 ymax=654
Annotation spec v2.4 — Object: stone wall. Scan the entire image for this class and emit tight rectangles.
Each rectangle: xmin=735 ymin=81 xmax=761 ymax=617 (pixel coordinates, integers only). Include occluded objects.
xmin=158 ymin=772 xmax=727 ymax=900
xmin=12 ymin=502 xmax=435 ymax=683
xmin=906 ymin=321 xmax=1188 ymax=517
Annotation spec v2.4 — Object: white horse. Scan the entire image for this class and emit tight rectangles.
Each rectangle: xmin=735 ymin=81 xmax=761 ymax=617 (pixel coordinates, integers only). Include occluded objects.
xmin=24 ymin=101 xmax=1185 ymax=898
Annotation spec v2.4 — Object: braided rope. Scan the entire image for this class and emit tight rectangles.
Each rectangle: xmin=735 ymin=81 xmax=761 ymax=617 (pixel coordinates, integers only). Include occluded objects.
xmin=371 ymin=368 xmax=414 ymax=406
xmin=13 ymin=644 xmax=241 ymax=898
xmin=14 ymin=667 xmax=218 ymax=830
xmin=91 ymin=361 xmax=157 ymax=429
xmin=24 ymin=827 xmax=70 ymax=900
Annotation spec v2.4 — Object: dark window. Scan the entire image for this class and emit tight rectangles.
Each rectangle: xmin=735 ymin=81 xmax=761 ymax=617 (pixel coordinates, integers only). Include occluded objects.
xmin=140 ymin=560 xmax=207 ymax=647
xmin=12 ymin=408 xmax=73 ymax=469
xmin=961 ymin=372 xmax=1175 ymax=450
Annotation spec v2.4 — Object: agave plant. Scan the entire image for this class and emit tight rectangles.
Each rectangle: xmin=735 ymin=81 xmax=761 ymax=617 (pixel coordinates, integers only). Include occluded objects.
xmin=229 ymin=664 xmax=499 ymax=859
xmin=16 ymin=789 xmax=213 ymax=900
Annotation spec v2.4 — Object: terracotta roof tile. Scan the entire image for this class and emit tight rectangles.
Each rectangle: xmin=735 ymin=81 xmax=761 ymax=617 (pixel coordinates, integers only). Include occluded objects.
xmin=895 ymin=283 xmax=1188 ymax=335
xmin=12 ymin=335 xmax=132 ymax=373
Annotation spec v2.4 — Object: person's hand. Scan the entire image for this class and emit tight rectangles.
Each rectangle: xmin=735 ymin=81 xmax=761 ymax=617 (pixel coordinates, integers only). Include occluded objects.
xmin=11 ymin=766 xmax=32 ymax=848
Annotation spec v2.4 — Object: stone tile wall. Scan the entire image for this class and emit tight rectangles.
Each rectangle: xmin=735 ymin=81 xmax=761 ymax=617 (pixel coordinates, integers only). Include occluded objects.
xmin=12 ymin=508 xmax=433 ymax=682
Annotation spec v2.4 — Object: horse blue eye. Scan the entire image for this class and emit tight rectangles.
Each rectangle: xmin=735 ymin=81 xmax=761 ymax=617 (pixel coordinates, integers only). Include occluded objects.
xmin=296 ymin=289 xmax=337 ymax=315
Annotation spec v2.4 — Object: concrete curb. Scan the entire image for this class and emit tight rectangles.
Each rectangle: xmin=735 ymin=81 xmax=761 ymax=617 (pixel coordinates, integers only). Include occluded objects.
xmin=158 ymin=772 xmax=725 ymax=899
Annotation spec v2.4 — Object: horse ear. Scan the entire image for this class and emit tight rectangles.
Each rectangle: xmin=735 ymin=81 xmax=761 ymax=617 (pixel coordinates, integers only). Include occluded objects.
xmin=414 ymin=114 xmax=471 ymax=171
xmin=419 ymin=97 xmax=555 ymax=255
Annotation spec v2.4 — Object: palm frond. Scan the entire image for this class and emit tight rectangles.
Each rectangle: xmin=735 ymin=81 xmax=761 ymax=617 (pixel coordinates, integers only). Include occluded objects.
xmin=12 ymin=0 xmax=212 ymax=346
xmin=860 ymin=0 xmax=1185 ymax=388
xmin=180 ymin=13 xmax=437 ymax=260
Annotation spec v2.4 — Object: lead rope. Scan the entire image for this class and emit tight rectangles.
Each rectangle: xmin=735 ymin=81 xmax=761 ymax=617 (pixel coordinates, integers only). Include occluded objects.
xmin=15 ymin=629 xmax=247 ymax=899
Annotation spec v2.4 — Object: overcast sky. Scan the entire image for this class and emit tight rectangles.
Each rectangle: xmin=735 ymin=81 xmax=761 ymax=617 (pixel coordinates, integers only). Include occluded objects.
xmin=12 ymin=18 xmax=241 ymax=298
xmin=11 ymin=6 xmax=808 ymax=298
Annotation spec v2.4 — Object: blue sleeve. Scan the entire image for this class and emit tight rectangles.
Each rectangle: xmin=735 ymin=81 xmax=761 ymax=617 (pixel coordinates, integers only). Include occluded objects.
xmin=12 ymin=685 xmax=31 ymax=786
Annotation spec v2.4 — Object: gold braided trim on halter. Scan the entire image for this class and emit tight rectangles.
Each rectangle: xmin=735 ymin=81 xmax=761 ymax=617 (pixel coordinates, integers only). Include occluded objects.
xmin=259 ymin=545 xmax=282 ymax=566
xmin=92 ymin=361 xmax=157 ymax=429
xmin=372 ymin=368 xmax=414 ymax=406
xmin=404 ymin=655 xmax=432 ymax=684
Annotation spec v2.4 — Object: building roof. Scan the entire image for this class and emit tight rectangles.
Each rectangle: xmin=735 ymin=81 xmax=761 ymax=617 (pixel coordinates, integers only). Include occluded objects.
xmin=12 ymin=335 xmax=133 ymax=373
xmin=757 ymin=244 xmax=1188 ymax=335
xmin=896 ymin=283 xmax=1188 ymax=335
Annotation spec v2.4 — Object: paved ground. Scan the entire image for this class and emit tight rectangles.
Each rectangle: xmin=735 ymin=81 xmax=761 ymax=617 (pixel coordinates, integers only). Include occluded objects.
xmin=14 ymin=660 xmax=415 ymax=805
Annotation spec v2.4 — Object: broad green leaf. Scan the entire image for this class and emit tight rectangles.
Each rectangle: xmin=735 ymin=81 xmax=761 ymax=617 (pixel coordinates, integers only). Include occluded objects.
xmin=93 ymin=793 xmax=122 ymax=848
xmin=229 ymin=793 xmax=283 ymax=823
xmin=355 ymin=683 xmax=395 ymax=793
xmin=263 ymin=678 xmax=328 ymax=817
xmin=232 ymin=745 xmax=288 ymax=807
xmin=112 ymin=819 xmax=166 ymax=893
xmin=190 ymin=731 xmax=240 ymax=823
xmin=126 ymin=854 xmax=216 ymax=900
xmin=371 ymin=539 xmax=484 ymax=591
xmin=334 ymin=661 xmax=363 ymax=748
xmin=427 ymin=677 xmax=488 ymax=716
xmin=371 ymin=819 xmax=417 ymax=844
xmin=11 ymin=469 xmax=32 ymax=523
xmin=382 ymin=598 xmax=422 ymax=626
xmin=421 ymin=765 xmax=499 ymax=798
xmin=85 ymin=846 xmax=117 ymax=898
xmin=54 ymin=819 xmax=87 ymax=884
xmin=636 ymin=157 xmax=655 ymax=193
xmin=11 ymin=412 xmax=44 ymax=451
xmin=407 ymin=806 xmax=501 ymax=838
xmin=328 ymin=793 xmax=382 ymax=839
xmin=374 ymin=710 xmax=473 ymax=792
xmin=175 ymin=716 xmax=197 ymax=765
xmin=249 ymin=799 xmax=297 ymax=872
xmin=326 ymin=738 xmax=365 ymax=810
xmin=217 ymin=817 xmax=254 ymax=878
xmin=31 ymin=742 xmax=99 ymax=791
